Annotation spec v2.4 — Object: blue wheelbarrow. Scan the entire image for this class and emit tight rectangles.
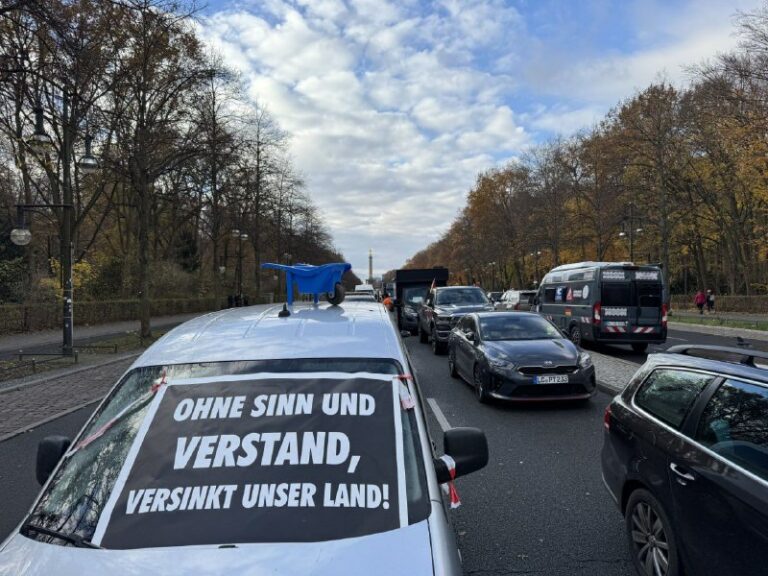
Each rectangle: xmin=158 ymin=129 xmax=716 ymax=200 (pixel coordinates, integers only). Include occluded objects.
xmin=262 ymin=262 xmax=351 ymax=306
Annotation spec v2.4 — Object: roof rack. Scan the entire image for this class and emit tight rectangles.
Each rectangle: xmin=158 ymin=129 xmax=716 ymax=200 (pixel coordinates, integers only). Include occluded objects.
xmin=666 ymin=344 xmax=768 ymax=368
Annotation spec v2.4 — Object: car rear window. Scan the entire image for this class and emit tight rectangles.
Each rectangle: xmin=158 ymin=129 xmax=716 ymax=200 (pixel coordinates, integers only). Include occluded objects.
xmin=23 ymin=359 xmax=430 ymax=549
xmin=435 ymin=288 xmax=488 ymax=305
xmin=695 ymin=379 xmax=768 ymax=481
xmin=634 ymin=369 xmax=714 ymax=429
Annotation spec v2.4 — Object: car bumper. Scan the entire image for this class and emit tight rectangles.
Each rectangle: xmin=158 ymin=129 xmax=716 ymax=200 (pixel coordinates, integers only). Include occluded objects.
xmin=591 ymin=326 xmax=667 ymax=344
xmin=486 ymin=366 xmax=597 ymax=401
xmin=434 ymin=328 xmax=453 ymax=342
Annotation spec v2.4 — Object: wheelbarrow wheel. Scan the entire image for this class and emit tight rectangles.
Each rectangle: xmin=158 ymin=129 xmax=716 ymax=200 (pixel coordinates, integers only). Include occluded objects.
xmin=327 ymin=282 xmax=346 ymax=305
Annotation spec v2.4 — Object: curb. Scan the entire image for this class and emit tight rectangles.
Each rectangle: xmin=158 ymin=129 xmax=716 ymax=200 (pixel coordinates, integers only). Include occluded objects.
xmin=0 ymin=352 xmax=140 ymax=395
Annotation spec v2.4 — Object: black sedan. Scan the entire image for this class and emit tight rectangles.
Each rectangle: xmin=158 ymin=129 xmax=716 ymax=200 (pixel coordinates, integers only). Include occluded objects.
xmin=447 ymin=312 xmax=596 ymax=403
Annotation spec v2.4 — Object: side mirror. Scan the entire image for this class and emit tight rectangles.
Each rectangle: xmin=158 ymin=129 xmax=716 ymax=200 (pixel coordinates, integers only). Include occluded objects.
xmin=36 ymin=435 xmax=71 ymax=485
xmin=434 ymin=427 xmax=488 ymax=483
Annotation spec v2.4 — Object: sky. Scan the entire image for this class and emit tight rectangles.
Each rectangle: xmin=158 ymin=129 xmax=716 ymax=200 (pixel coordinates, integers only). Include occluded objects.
xmin=198 ymin=0 xmax=763 ymax=279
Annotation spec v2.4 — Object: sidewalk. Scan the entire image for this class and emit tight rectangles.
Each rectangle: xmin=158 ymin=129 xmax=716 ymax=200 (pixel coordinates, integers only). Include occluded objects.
xmin=671 ymin=309 xmax=768 ymax=323
xmin=0 ymin=312 xmax=208 ymax=356
xmin=0 ymin=354 xmax=138 ymax=441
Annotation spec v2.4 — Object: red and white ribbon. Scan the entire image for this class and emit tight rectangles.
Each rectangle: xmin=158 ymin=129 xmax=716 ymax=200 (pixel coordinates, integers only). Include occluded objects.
xmin=397 ymin=378 xmax=415 ymax=410
xmin=440 ymin=454 xmax=461 ymax=508
xmin=73 ymin=371 xmax=167 ymax=452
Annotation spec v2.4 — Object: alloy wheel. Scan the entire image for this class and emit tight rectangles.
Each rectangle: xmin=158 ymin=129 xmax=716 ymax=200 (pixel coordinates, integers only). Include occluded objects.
xmin=448 ymin=348 xmax=458 ymax=378
xmin=630 ymin=501 xmax=670 ymax=576
xmin=569 ymin=325 xmax=582 ymax=347
xmin=473 ymin=365 xmax=488 ymax=403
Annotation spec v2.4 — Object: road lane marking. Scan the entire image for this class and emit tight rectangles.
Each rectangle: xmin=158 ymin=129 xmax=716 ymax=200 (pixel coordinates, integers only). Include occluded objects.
xmin=427 ymin=398 xmax=452 ymax=431
xmin=665 ymin=337 xmax=687 ymax=341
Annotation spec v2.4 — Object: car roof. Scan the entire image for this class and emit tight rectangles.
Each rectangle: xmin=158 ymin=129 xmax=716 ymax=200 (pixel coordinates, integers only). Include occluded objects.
xmin=132 ymin=301 xmax=406 ymax=369
xmin=644 ymin=351 xmax=768 ymax=385
xmin=436 ymin=285 xmax=480 ymax=290
xmin=474 ymin=311 xmax=537 ymax=317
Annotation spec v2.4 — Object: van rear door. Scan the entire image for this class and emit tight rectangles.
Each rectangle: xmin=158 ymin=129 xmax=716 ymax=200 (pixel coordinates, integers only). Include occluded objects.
xmin=599 ymin=271 xmax=634 ymax=332
xmin=635 ymin=281 xmax=662 ymax=327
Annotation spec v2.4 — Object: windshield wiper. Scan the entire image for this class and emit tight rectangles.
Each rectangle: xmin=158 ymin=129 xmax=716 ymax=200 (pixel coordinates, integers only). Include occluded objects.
xmin=20 ymin=521 xmax=103 ymax=549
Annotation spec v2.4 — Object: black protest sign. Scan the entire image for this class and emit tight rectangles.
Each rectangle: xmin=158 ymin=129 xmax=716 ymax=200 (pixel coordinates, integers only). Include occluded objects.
xmin=96 ymin=377 xmax=403 ymax=549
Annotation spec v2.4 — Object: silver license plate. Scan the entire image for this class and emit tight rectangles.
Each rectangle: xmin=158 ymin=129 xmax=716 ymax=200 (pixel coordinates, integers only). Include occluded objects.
xmin=535 ymin=375 xmax=569 ymax=384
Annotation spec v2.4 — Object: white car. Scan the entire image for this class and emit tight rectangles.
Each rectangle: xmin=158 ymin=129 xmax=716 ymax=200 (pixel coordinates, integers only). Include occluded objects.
xmin=0 ymin=301 xmax=487 ymax=575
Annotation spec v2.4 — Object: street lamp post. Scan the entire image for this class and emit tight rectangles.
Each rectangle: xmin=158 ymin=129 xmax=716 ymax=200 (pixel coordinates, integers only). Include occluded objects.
xmin=11 ymin=92 xmax=98 ymax=357
xmin=530 ymin=250 xmax=541 ymax=288
xmin=231 ymin=229 xmax=249 ymax=304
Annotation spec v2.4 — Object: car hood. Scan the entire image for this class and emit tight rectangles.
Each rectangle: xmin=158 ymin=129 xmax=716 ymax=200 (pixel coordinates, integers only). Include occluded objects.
xmin=0 ymin=520 xmax=433 ymax=576
xmin=483 ymin=338 xmax=578 ymax=365
xmin=434 ymin=304 xmax=494 ymax=316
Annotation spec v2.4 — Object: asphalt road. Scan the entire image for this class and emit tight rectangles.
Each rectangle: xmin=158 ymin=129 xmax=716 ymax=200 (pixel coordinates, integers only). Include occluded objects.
xmin=0 ymin=323 xmax=764 ymax=574
xmin=0 ymin=403 xmax=96 ymax=539
xmin=591 ymin=325 xmax=768 ymax=365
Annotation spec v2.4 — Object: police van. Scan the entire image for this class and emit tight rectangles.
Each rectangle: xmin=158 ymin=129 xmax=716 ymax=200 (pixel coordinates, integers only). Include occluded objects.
xmin=534 ymin=261 xmax=667 ymax=352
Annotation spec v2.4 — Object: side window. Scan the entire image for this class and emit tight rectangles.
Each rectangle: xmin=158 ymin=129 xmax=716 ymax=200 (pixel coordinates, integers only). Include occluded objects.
xmin=458 ymin=316 xmax=471 ymax=332
xmin=695 ymin=380 xmax=768 ymax=481
xmin=634 ymin=369 xmax=714 ymax=429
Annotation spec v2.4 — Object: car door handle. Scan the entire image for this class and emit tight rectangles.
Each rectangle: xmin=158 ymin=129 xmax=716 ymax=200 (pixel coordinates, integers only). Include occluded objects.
xmin=670 ymin=462 xmax=696 ymax=483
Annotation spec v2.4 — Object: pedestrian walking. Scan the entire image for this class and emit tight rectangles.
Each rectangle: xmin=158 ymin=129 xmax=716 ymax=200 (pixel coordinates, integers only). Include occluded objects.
xmin=706 ymin=289 xmax=715 ymax=314
xmin=694 ymin=290 xmax=706 ymax=314
xmin=382 ymin=292 xmax=393 ymax=311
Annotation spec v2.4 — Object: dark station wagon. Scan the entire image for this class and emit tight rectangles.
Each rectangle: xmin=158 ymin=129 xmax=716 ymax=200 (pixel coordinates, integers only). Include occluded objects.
xmin=601 ymin=345 xmax=768 ymax=576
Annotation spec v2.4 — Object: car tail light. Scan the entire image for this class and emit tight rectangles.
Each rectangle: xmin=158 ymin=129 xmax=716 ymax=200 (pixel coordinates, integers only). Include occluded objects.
xmin=661 ymin=303 xmax=668 ymax=327
xmin=603 ymin=405 xmax=612 ymax=431
xmin=593 ymin=301 xmax=601 ymax=326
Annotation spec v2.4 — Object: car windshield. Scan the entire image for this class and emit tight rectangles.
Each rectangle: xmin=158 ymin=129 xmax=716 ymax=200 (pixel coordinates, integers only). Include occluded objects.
xmin=479 ymin=315 xmax=563 ymax=341
xmin=24 ymin=358 xmax=429 ymax=548
xmin=436 ymin=288 xmax=489 ymax=306
xmin=403 ymin=286 xmax=427 ymax=307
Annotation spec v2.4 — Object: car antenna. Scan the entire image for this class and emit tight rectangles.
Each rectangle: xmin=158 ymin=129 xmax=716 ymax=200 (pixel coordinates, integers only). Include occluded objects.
xmin=278 ymin=303 xmax=291 ymax=318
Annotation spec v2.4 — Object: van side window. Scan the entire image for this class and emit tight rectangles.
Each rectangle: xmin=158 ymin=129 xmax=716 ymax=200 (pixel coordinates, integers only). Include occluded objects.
xmin=634 ymin=369 xmax=714 ymax=429
xmin=544 ymin=287 xmax=557 ymax=303
xmin=695 ymin=380 xmax=768 ymax=481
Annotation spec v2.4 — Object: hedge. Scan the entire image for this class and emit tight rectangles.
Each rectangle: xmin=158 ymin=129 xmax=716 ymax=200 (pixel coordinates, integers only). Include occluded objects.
xmin=0 ymin=298 xmax=222 ymax=335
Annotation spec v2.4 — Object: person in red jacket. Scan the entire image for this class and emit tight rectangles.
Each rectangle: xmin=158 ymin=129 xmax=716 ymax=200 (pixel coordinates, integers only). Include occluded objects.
xmin=694 ymin=290 xmax=706 ymax=314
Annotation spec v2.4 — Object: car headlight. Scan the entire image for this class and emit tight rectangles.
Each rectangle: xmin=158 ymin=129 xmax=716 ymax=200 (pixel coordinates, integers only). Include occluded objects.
xmin=579 ymin=352 xmax=592 ymax=369
xmin=404 ymin=307 xmax=417 ymax=318
xmin=487 ymin=356 xmax=514 ymax=370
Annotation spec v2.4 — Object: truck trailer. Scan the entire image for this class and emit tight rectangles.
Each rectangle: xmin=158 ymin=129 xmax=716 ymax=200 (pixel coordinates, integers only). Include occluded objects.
xmin=394 ymin=267 xmax=449 ymax=333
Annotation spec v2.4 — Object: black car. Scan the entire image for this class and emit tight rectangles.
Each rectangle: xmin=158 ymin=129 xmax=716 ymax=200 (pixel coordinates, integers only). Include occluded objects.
xmin=418 ymin=286 xmax=494 ymax=355
xmin=601 ymin=345 xmax=768 ymax=576
xmin=447 ymin=312 xmax=596 ymax=403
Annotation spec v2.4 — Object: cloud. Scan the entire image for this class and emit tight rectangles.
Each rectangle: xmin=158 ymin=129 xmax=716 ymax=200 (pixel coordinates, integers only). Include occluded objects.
xmin=199 ymin=0 xmax=761 ymax=276
xmin=200 ymin=0 xmax=527 ymax=276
